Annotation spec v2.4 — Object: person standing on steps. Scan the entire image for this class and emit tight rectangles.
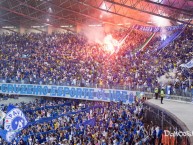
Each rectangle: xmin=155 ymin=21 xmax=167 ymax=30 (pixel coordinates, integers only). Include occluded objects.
xmin=160 ymin=88 xmax=165 ymax=104
xmin=154 ymin=86 xmax=159 ymax=99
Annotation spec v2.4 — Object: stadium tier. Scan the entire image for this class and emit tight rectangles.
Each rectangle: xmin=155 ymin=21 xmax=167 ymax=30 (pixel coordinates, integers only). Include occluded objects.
xmin=0 ymin=0 xmax=193 ymax=145
xmin=0 ymin=28 xmax=192 ymax=96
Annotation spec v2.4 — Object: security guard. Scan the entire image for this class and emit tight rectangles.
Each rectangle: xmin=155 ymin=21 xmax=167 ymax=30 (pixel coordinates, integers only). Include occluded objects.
xmin=160 ymin=89 xmax=165 ymax=104
xmin=154 ymin=87 xmax=159 ymax=99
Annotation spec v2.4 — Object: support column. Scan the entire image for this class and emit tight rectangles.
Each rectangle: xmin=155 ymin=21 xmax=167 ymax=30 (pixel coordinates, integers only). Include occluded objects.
xmin=19 ymin=25 xmax=26 ymax=34
xmin=47 ymin=25 xmax=53 ymax=34
xmin=103 ymin=23 xmax=114 ymax=34
xmin=76 ymin=24 xmax=83 ymax=33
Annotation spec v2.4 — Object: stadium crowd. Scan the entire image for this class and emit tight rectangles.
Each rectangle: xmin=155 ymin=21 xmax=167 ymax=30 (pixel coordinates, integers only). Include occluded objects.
xmin=0 ymin=26 xmax=192 ymax=145
xmin=0 ymin=26 xmax=192 ymax=97
xmin=0 ymin=98 xmax=163 ymax=145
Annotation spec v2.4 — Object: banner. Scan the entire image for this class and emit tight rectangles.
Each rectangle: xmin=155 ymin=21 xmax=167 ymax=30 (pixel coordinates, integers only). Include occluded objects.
xmin=0 ymin=83 xmax=136 ymax=104
xmin=132 ymin=24 xmax=184 ymax=32
xmin=180 ymin=59 xmax=193 ymax=69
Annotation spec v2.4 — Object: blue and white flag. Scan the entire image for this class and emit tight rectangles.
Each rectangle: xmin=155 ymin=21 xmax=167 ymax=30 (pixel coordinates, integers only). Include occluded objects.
xmin=0 ymin=105 xmax=28 ymax=142
xmin=180 ymin=59 xmax=193 ymax=69
xmin=132 ymin=24 xmax=184 ymax=32
xmin=4 ymin=105 xmax=28 ymax=132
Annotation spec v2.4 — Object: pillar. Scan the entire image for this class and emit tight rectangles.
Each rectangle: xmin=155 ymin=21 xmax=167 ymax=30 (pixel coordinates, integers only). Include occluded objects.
xmin=103 ymin=23 xmax=114 ymax=34
xmin=47 ymin=25 xmax=53 ymax=34
xmin=19 ymin=25 xmax=26 ymax=34
xmin=76 ymin=24 xmax=83 ymax=33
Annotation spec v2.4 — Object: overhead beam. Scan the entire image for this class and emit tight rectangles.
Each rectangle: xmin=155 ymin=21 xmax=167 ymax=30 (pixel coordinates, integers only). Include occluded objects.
xmin=76 ymin=0 xmax=152 ymax=25
xmin=0 ymin=17 xmax=46 ymax=33
xmin=0 ymin=5 xmax=75 ymax=32
xmin=104 ymin=0 xmax=193 ymax=26
xmin=15 ymin=0 xmax=76 ymax=26
xmin=15 ymin=0 xmax=108 ymax=29
xmin=12 ymin=0 xmax=47 ymax=25
xmin=13 ymin=0 xmax=98 ymax=27
xmin=47 ymin=0 xmax=127 ymax=27
xmin=0 ymin=2 xmax=21 ymax=18
xmin=144 ymin=0 xmax=193 ymax=16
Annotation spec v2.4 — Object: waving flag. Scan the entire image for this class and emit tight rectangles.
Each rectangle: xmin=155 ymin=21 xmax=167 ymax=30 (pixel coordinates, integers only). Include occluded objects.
xmin=0 ymin=105 xmax=28 ymax=142
xmin=4 ymin=105 xmax=28 ymax=132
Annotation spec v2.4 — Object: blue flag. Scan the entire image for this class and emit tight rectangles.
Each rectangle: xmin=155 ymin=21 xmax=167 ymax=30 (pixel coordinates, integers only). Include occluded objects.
xmin=0 ymin=105 xmax=28 ymax=143
xmin=4 ymin=105 xmax=28 ymax=132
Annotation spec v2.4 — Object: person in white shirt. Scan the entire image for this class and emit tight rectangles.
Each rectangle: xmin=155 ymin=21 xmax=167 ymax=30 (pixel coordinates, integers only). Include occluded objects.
xmin=113 ymin=138 xmax=118 ymax=145
xmin=28 ymin=136 xmax=33 ymax=145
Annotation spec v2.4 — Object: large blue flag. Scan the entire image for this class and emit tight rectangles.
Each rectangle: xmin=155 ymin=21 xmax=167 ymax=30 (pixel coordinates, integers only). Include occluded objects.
xmin=0 ymin=105 xmax=28 ymax=142
xmin=4 ymin=105 xmax=28 ymax=132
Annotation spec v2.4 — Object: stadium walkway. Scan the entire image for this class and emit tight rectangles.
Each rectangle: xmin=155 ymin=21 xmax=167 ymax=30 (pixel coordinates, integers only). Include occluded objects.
xmin=147 ymin=99 xmax=193 ymax=131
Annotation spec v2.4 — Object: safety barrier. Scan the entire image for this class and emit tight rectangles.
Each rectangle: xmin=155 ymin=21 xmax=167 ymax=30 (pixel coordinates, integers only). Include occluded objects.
xmin=144 ymin=101 xmax=193 ymax=145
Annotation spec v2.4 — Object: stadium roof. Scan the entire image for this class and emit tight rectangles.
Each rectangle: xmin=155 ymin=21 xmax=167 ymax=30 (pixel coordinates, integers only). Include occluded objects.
xmin=0 ymin=0 xmax=193 ymax=31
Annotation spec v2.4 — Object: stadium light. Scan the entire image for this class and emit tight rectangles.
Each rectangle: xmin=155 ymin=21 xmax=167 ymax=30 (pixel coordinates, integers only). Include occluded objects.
xmin=48 ymin=7 xmax=53 ymax=13
xmin=88 ymin=24 xmax=102 ymax=27
xmin=2 ymin=26 xmax=15 ymax=29
xmin=60 ymin=25 xmax=73 ymax=28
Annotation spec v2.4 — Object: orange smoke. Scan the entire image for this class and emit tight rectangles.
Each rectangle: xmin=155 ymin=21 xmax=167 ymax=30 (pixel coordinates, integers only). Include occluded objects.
xmin=103 ymin=34 xmax=119 ymax=53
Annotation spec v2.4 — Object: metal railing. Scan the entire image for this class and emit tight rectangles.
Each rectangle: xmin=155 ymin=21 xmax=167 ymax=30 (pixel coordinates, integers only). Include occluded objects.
xmin=143 ymin=102 xmax=191 ymax=145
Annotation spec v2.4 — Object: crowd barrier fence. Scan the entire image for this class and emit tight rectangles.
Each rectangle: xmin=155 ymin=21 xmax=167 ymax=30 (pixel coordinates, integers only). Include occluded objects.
xmin=144 ymin=102 xmax=192 ymax=145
